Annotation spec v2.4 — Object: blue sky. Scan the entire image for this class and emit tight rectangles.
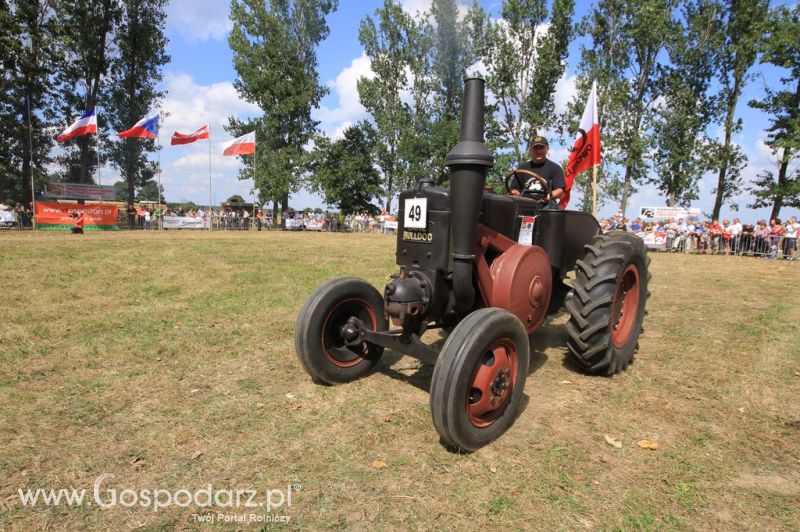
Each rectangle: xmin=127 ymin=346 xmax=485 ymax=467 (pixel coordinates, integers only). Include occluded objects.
xmin=142 ymin=0 xmax=799 ymax=222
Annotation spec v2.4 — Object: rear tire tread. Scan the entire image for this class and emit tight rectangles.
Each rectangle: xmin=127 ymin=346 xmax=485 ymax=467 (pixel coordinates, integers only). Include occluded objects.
xmin=565 ymin=232 xmax=650 ymax=375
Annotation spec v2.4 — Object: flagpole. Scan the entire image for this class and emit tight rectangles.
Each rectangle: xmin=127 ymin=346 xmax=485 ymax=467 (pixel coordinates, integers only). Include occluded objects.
xmin=26 ymin=94 xmax=37 ymax=230
xmin=592 ymin=164 xmax=598 ymax=217
xmin=95 ymin=108 xmax=102 ymax=205
xmin=208 ymin=124 xmax=212 ymax=231
xmin=157 ymin=125 xmax=162 ymax=219
xmin=253 ymin=130 xmax=257 ymax=226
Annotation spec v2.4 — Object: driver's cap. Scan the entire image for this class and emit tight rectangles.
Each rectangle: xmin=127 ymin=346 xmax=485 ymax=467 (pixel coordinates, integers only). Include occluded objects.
xmin=530 ymin=135 xmax=548 ymax=148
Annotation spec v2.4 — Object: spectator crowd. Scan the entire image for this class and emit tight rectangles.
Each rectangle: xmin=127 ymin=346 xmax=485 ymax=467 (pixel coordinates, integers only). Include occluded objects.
xmin=0 ymin=199 xmax=33 ymax=228
xmin=600 ymin=213 xmax=799 ymax=260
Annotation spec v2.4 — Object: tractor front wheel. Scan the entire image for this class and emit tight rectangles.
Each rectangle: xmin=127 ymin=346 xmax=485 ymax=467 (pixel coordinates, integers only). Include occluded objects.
xmin=295 ymin=277 xmax=388 ymax=384
xmin=430 ymin=308 xmax=529 ymax=451
xmin=565 ymin=231 xmax=650 ymax=375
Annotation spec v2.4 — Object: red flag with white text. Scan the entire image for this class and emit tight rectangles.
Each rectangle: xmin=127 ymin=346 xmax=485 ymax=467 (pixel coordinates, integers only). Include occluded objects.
xmin=563 ymin=81 xmax=601 ymax=209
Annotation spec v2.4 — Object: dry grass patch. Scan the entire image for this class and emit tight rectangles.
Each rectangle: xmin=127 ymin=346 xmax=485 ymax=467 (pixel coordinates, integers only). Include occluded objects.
xmin=0 ymin=231 xmax=798 ymax=530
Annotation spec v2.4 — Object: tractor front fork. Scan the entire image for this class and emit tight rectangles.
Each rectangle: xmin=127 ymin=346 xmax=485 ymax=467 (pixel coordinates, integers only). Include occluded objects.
xmin=341 ymin=316 xmax=439 ymax=365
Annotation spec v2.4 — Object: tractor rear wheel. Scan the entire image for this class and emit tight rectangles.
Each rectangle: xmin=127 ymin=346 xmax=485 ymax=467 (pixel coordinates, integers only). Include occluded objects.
xmin=565 ymin=231 xmax=650 ymax=375
xmin=295 ymin=277 xmax=387 ymax=384
xmin=430 ymin=308 xmax=529 ymax=451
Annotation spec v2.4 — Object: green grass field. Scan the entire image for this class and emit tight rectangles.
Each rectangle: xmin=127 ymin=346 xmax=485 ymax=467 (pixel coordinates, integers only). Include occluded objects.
xmin=0 ymin=230 xmax=798 ymax=530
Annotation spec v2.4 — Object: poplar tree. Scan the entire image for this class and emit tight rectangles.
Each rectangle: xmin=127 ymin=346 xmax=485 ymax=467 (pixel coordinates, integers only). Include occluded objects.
xmin=104 ymin=0 xmax=169 ymax=209
xmin=55 ymin=0 xmax=121 ymax=184
xmin=648 ymin=0 xmax=721 ymax=207
xmin=228 ymin=0 xmax=336 ymax=216
xmin=748 ymin=4 xmax=800 ymax=219
xmin=358 ymin=0 xmax=418 ymax=210
xmin=0 ymin=0 xmax=60 ymax=205
xmin=575 ymin=0 xmax=675 ymax=215
xmin=479 ymin=0 xmax=574 ymax=166
xmin=426 ymin=0 xmax=484 ymax=184
xmin=710 ymin=0 xmax=768 ymax=219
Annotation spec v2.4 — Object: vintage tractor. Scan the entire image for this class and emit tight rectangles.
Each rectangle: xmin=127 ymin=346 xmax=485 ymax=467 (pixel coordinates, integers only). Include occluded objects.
xmin=295 ymin=78 xmax=650 ymax=451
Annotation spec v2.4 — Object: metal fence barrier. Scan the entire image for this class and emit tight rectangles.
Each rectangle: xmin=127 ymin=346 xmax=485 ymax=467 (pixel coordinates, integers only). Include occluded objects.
xmin=661 ymin=232 xmax=797 ymax=260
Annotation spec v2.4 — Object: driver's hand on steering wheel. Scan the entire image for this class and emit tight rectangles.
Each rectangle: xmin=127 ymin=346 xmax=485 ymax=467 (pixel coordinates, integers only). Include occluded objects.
xmin=510 ymin=189 xmax=521 ymax=196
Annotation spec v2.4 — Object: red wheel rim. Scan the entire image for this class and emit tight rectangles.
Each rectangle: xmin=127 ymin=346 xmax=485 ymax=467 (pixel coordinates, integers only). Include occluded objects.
xmin=466 ymin=339 xmax=519 ymax=428
xmin=321 ymin=298 xmax=377 ymax=368
xmin=611 ymin=264 xmax=641 ymax=348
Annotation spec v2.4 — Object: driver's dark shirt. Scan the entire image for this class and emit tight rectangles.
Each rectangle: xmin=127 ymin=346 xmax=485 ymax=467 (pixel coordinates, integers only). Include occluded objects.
xmin=511 ymin=159 xmax=566 ymax=194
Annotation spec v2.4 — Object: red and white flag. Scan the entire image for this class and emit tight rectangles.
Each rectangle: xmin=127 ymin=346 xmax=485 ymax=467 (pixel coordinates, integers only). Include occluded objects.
xmin=222 ymin=131 xmax=256 ymax=156
xmin=171 ymin=124 xmax=210 ymax=145
xmin=563 ymin=81 xmax=601 ymax=209
xmin=56 ymin=109 xmax=97 ymax=143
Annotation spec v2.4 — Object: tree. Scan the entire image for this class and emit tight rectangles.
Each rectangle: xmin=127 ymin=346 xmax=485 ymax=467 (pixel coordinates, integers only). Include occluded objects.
xmin=575 ymin=0 xmax=675 ymax=215
xmin=397 ymin=14 xmax=439 ymax=191
xmin=710 ymin=0 xmax=768 ymax=220
xmin=138 ymin=179 xmax=164 ymax=202
xmin=0 ymin=1 xmax=60 ymax=205
xmin=478 ymin=0 xmax=574 ymax=169
xmin=358 ymin=0 xmax=419 ymax=210
xmin=0 ymin=1 xmax=15 ymax=201
xmin=54 ymin=0 xmax=120 ymax=184
xmin=748 ymin=4 xmax=800 ymax=219
xmin=114 ymin=178 xmax=164 ymax=204
xmin=311 ymin=121 xmax=383 ymax=214
xmin=648 ymin=0 xmax=721 ymax=207
xmin=113 ymin=180 xmax=128 ymax=202
xmin=228 ymin=0 xmax=336 ymax=218
xmin=426 ymin=0 xmax=485 ymax=184
xmin=104 ymin=0 xmax=169 ymax=209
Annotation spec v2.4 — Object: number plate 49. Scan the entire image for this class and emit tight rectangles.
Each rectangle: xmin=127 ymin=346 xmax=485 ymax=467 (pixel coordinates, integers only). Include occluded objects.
xmin=403 ymin=198 xmax=427 ymax=229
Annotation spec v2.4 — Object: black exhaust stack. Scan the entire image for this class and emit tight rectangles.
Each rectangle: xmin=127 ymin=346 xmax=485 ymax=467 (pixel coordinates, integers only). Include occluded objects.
xmin=446 ymin=78 xmax=493 ymax=312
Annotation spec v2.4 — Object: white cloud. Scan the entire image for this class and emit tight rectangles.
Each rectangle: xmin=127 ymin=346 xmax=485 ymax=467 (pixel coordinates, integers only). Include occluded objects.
xmin=160 ymin=72 xmax=259 ymax=136
xmin=166 ymin=0 xmax=232 ymax=42
xmin=401 ymin=0 xmax=432 ymax=16
xmin=314 ymin=53 xmax=374 ymax=138
xmin=331 ymin=120 xmax=354 ymax=141
xmin=401 ymin=0 xmax=471 ymax=19
xmin=553 ymin=73 xmax=577 ymax=116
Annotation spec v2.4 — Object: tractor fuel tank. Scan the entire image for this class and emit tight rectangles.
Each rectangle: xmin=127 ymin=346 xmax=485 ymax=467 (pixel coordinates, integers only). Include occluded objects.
xmin=396 ymin=186 xmax=452 ymax=273
xmin=478 ymin=191 xmax=601 ymax=273
xmin=531 ymin=210 xmax=600 ymax=272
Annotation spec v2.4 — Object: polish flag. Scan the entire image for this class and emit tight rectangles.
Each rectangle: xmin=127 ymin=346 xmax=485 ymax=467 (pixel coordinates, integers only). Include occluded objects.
xmin=118 ymin=114 xmax=158 ymax=139
xmin=563 ymin=81 xmax=601 ymax=209
xmin=222 ymin=131 xmax=256 ymax=156
xmin=171 ymin=124 xmax=210 ymax=145
xmin=56 ymin=109 xmax=97 ymax=143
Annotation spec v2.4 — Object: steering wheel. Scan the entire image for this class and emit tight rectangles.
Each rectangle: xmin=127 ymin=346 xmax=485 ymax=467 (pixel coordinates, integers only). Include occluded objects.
xmin=504 ymin=168 xmax=551 ymax=202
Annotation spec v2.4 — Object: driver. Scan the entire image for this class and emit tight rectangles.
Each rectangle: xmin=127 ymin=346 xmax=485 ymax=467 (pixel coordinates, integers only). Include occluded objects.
xmin=510 ymin=135 xmax=566 ymax=207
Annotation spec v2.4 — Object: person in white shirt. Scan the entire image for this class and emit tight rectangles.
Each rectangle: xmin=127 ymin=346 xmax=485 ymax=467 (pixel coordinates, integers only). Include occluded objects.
xmin=783 ymin=216 xmax=798 ymax=259
xmin=673 ymin=218 xmax=688 ymax=252
xmin=684 ymin=221 xmax=696 ymax=253
xmin=664 ymin=217 xmax=679 ymax=252
xmin=728 ymin=217 xmax=743 ymax=255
